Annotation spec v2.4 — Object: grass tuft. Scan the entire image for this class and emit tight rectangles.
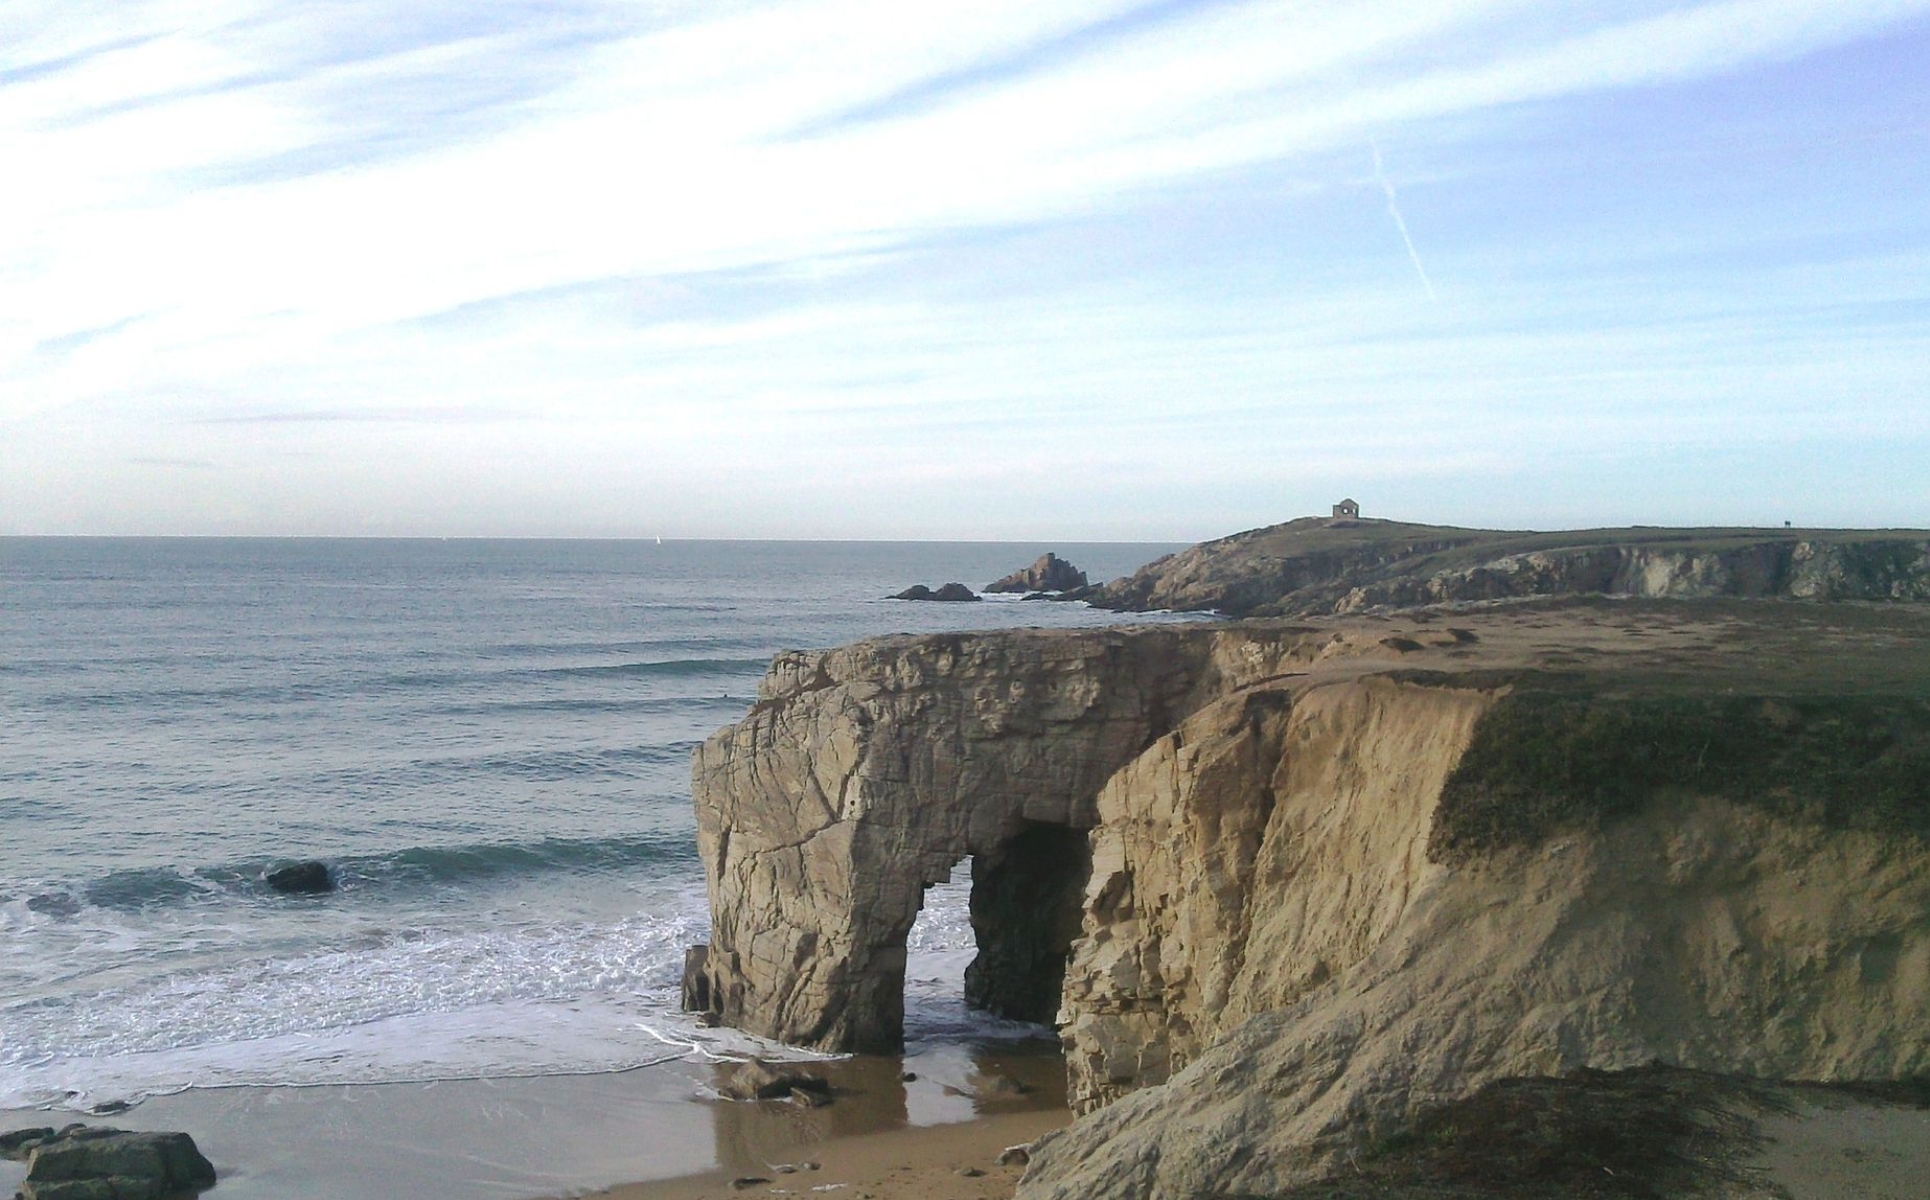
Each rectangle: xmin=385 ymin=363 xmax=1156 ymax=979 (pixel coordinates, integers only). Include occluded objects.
xmin=1430 ymin=692 xmax=1930 ymax=864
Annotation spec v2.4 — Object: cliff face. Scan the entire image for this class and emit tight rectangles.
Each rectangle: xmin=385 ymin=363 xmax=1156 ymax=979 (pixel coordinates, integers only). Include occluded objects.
xmin=688 ymin=602 xmax=1930 ymax=1199
xmin=1029 ymin=680 xmax=1930 ymax=1198
xmin=1060 ymin=677 xmax=1495 ymax=1112
xmin=688 ymin=626 xmax=1221 ymax=1052
xmin=1082 ymin=519 xmax=1930 ymax=616
xmin=686 ymin=620 xmax=1423 ymax=1051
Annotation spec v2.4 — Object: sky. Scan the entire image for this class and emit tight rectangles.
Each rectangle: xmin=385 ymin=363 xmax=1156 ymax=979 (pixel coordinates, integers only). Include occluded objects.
xmin=3 ymin=0 xmax=1927 ymax=540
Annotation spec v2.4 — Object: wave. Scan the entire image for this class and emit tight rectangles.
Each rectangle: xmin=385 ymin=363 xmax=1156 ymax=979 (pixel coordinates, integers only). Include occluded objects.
xmin=481 ymin=637 xmax=777 ymax=658
xmin=425 ymin=693 xmax=750 ymax=718
xmin=0 ymin=895 xmax=728 ymax=1111
xmin=285 ymin=740 xmax=702 ymax=791
xmin=534 ymin=658 xmax=771 ymax=680
xmin=359 ymin=833 xmax=699 ymax=887
xmin=21 ymin=657 xmax=773 ymax=713
xmin=6 ymin=832 xmax=701 ymax=916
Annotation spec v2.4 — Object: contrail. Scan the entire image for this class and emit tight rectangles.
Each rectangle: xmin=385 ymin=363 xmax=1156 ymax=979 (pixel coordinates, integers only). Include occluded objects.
xmin=1370 ymin=140 xmax=1437 ymax=302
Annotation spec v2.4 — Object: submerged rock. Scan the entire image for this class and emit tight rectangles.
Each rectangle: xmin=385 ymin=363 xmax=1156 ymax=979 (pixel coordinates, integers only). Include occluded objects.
xmin=263 ymin=860 xmax=332 ymax=894
xmin=717 ymin=1060 xmax=832 ymax=1103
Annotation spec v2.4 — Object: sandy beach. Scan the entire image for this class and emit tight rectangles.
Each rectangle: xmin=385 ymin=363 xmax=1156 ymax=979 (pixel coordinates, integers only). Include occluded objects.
xmin=585 ymin=1107 xmax=1069 ymax=1200
xmin=10 ymin=1041 xmax=1929 ymax=1200
xmin=1 ymin=1039 xmax=1067 ymax=1200
xmin=584 ymin=1083 xmax=1930 ymax=1200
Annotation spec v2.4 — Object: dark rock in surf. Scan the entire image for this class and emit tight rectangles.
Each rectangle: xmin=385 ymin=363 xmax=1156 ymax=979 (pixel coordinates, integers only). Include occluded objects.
xmin=985 ymin=553 xmax=1088 ymax=594
xmin=18 ymin=1127 xmax=216 ymax=1200
xmin=263 ymin=861 xmax=332 ymax=894
xmin=25 ymin=893 xmax=82 ymax=917
xmin=718 ymin=1060 xmax=833 ymax=1103
xmin=890 ymin=583 xmax=980 ymax=602
xmin=681 ymin=945 xmax=712 ymax=1014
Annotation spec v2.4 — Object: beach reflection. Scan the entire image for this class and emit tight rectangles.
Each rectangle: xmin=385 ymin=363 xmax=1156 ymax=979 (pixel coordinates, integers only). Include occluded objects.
xmin=707 ymin=1039 xmax=1064 ymax=1175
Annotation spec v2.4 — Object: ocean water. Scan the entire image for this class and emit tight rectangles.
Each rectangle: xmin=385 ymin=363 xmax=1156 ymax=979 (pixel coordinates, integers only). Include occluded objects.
xmin=0 ymin=538 xmax=1189 ymax=1117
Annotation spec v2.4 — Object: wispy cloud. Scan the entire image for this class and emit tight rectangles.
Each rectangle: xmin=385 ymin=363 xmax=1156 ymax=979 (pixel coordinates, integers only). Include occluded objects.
xmin=1369 ymin=139 xmax=1436 ymax=301
xmin=4 ymin=1 xmax=1928 ymax=534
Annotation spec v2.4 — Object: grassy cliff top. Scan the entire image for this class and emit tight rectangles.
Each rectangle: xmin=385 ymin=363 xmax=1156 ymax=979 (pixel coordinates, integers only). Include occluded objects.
xmin=1083 ymin=517 xmax=1930 ymax=617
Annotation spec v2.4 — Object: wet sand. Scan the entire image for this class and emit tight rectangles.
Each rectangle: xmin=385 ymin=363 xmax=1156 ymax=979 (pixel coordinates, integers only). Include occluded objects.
xmin=11 ymin=1057 xmax=1929 ymax=1200
xmin=0 ymin=1040 xmax=1064 ymax=1200
xmin=585 ymin=1107 xmax=1067 ymax=1200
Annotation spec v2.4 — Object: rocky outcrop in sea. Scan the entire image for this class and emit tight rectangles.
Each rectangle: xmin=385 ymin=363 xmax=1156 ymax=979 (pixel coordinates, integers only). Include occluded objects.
xmin=984 ymin=553 xmax=1088 ymax=594
xmin=890 ymin=583 xmax=980 ymax=602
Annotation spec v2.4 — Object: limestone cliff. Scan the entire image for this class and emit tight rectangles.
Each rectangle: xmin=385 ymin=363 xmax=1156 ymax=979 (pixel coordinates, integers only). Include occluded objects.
xmin=688 ymin=626 xmax=1214 ymax=1051
xmin=1060 ymin=676 xmax=1496 ymax=1112
xmin=686 ymin=619 xmax=1438 ymax=1050
xmin=1028 ymin=679 xmax=1930 ymax=1198
xmin=1082 ymin=517 xmax=1930 ymax=616
xmin=688 ymin=600 xmax=1930 ymax=1199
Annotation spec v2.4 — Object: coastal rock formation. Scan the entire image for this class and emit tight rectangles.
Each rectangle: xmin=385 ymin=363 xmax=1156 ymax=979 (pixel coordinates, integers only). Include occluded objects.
xmin=1024 ymin=685 xmax=1930 ymax=1198
xmin=7 ymin=1126 xmax=216 ymax=1200
xmin=891 ymin=583 xmax=980 ymax=602
xmin=263 ymin=860 xmax=332 ymax=894
xmin=685 ymin=626 xmax=1234 ymax=1051
xmin=689 ymin=600 xmax=1930 ymax=1199
xmin=1058 ymin=676 xmax=1495 ymax=1112
xmin=1084 ymin=517 xmax=1930 ymax=616
xmin=985 ymin=554 xmax=1088 ymax=594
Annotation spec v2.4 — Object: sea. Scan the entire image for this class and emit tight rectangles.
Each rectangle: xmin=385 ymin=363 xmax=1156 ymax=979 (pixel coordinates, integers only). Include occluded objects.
xmin=0 ymin=538 xmax=1190 ymax=1132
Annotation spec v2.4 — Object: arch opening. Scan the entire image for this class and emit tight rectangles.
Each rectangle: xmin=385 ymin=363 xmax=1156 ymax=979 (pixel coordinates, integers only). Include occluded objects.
xmin=964 ymin=821 xmax=1093 ymax=1025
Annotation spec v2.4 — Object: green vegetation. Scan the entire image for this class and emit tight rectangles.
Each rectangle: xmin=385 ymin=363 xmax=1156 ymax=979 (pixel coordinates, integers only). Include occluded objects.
xmin=1247 ymin=1065 xmax=1788 ymax=1200
xmin=1430 ymin=691 xmax=1930 ymax=864
xmin=1092 ymin=514 xmax=1930 ymax=617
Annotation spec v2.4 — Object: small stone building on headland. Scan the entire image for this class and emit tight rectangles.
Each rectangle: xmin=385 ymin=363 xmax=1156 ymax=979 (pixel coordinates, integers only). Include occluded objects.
xmin=1331 ymin=498 xmax=1360 ymax=519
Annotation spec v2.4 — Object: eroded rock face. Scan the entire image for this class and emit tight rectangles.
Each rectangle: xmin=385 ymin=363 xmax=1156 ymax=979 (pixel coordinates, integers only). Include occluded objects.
xmin=985 ymin=554 xmax=1089 ymax=594
xmin=1084 ymin=518 xmax=1930 ymax=617
xmin=689 ymin=605 xmax=1930 ymax=1200
xmin=685 ymin=622 xmax=1373 ymax=1052
xmin=1060 ymin=676 xmax=1495 ymax=1112
xmin=1020 ymin=683 xmax=1930 ymax=1200
xmin=686 ymin=626 xmax=1231 ymax=1051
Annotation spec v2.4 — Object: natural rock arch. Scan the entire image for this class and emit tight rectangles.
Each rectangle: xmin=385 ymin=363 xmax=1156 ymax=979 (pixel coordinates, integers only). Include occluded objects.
xmin=683 ymin=627 xmax=1228 ymax=1052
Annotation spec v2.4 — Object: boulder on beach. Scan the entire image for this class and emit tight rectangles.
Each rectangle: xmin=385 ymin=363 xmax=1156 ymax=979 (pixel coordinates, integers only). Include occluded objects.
xmin=0 ymin=1127 xmax=58 ymax=1159
xmin=984 ymin=553 xmax=1088 ymax=594
xmin=890 ymin=583 xmax=980 ymax=602
xmin=717 ymin=1060 xmax=833 ymax=1103
xmin=11 ymin=1126 xmax=216 ymax=1200
xmin=263 ymin=860 xmax=333 ymax=894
